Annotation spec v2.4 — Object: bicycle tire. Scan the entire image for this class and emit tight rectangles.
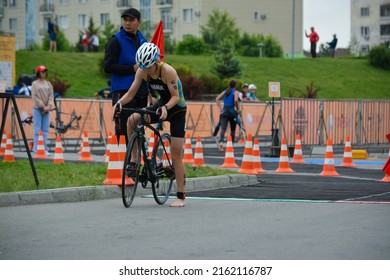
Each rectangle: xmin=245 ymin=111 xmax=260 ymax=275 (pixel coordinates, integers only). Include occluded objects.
xmin=151 ymin=133 xmax=174 ymax=205
xmin=122 ymin=133 xmax=141 ymax=208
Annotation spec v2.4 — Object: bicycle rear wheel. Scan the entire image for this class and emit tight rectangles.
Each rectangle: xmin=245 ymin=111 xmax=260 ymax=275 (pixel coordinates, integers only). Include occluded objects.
xmin=122 ymin=133 xmax=141 ymax=208
xmin=152 ymin=133 xmax=174 ymax=205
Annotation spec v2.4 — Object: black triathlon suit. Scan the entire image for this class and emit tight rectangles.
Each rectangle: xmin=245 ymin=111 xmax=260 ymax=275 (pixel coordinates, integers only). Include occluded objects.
xmin=146 ymin=63 xmax=187 ymax=138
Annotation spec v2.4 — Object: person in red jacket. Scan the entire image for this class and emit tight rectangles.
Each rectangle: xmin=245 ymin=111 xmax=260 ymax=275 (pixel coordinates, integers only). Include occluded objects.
xmin=305 ymin=27 xmax=319 ymax=58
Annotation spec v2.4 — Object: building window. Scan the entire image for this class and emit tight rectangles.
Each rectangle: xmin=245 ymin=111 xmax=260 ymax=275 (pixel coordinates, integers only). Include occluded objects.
xmin=140 ymin=0 xmax=151 ymax=23
xmin=59 ymin=15 xmax=69 ymax=29
xmin=100 ymin=13 xmax=109 ymax=26
xmin=161 ymin=10 xmax=172 ymax=30
xmin=9 ymin=0 xmax=17 ymax=7
xmin=59 ymin=0 xmax=69 ymax=4
xmin=9 ymin=18 xmax=17 ymax=31
xmin=183 ymin=8 xmax=193 ymax=23
xmin=361 ymin=26 xmax=369 ymax=37
xmin=380 ymin=4 xmax=390 ymax=17
xmin=361 ymin=45 xmax=369 ymax=55
xmin=79 ymin=14 xmax=87 ymax=28
xmin=254 ymin=11 xmax=259 ymax=21
xmin=380 ymin=24 xmax=390 ymax=36
xmin=79 ymin=0 xmax=87 ymax=4
xmin=360 ymin=7 xmax=369 ymax=16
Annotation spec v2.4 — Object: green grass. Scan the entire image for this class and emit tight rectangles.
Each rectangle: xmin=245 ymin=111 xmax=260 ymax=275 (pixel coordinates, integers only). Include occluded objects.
xmin=16 ymin=51 xmax=390 ymax=100
xmin=0 ymin=161 xmax=236 ymax=193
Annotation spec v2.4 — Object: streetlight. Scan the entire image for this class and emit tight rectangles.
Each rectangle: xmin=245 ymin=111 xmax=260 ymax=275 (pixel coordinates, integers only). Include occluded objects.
xmin=257 ymin=43 xmax=264 ymax=57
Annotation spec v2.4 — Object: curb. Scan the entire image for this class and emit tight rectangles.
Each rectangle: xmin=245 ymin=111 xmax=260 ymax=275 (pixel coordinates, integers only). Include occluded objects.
xmin=0 ymin=174 xmax=258 ymax=207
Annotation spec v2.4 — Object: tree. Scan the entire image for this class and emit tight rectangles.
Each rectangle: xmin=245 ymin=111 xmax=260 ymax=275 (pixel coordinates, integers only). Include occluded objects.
xmin=263 ymin=35 xmax=283 ymax=57
xmin=201 ymin=9 xmax=240 ymax=50
xmin=211 ymin=39 xmax=242 ymax=79
xmin=100 ymin=20 xmax=117 ymax=51
xmin=77 ymin=16 xmax=100 ymax=51
xmin=175 ymin=35 xmax=210 ymax=55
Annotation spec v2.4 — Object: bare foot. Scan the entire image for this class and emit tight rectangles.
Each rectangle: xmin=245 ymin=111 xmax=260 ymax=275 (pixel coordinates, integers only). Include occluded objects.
xmin=170 ymin=198 xmax=185 ymax=207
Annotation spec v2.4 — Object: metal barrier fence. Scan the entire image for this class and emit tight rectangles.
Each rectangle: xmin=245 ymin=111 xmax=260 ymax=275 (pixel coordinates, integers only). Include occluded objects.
xmin=281 ymin=98 xmax=390 ymax=146
xmin=1 ymin=96 xmax=389 ymax=148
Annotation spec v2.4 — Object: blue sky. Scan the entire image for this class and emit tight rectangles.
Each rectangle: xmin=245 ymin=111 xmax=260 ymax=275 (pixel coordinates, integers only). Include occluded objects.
xmin=303 ymin=0 xmax=351 ymax=50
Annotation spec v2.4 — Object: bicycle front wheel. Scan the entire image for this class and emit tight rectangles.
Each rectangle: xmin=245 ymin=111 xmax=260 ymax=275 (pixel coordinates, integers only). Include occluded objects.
xmin=122 ymin=133 xmax=141 ymax=208
xmin=152 ymin=133 xmax=174 ymax=205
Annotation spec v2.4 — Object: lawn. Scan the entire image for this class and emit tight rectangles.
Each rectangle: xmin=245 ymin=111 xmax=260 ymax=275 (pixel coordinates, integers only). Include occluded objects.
xmin=15 ymin=51 xmax=389 ymax=100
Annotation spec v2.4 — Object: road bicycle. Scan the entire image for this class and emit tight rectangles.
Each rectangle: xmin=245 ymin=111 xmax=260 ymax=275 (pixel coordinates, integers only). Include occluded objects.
xmin=22 ymin=97 xmax=81 ymax=136
xmin=118 ymin=107 xmax=175 ymax=208
xmin=50 ymin=97 xmax=81 ymax=135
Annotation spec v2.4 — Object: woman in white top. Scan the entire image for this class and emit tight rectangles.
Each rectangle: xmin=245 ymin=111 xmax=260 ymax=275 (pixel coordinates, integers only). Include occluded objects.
xmin=31 ymin=65 xmax=55 ymax=155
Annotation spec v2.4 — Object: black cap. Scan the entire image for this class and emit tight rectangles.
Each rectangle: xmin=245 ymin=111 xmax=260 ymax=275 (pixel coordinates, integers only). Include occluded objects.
xmin=121 ymin=8 xmax=141 ymax=20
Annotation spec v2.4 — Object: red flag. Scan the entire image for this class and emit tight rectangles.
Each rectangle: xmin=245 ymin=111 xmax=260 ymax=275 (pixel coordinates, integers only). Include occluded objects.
xmin=151 ymin=20 xmax=164 ymax=60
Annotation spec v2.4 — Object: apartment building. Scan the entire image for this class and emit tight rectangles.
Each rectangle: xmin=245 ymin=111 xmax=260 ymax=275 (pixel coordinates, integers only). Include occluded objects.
xmin=0 ymin=0 xmax=303 ymax=55
xmin=351 ymin=0 xmax=390 ymax=54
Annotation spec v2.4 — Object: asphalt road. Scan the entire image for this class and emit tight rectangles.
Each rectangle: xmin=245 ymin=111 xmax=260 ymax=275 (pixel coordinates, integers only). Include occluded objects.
xmin=1 ymin=141 xmax=389 ymax=260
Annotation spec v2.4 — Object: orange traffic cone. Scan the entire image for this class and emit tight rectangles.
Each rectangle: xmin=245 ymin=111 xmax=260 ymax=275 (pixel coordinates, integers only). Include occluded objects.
xmin=78 ymin=131 xmax=94 ymax=161
xmin=221 ymin=135 xmax=239 ymax=168
xmin=339 ymin=136 xmax=356 ymax=167
xmin=3 ymin=133 xmax=15 ymax=162
xmin=183 ymin=132 xmax=194 ymax=164
xmin=148 ymin=132 xmax=155 ymax=159
xmin=252 ymin=137 xmax=265 ymax=173
xmin=103 ymin=131 xmax=113 ymax=158
xmin=77 ymin=133 xmax=84 ymax=154
xmin=380 ymin=149 xmax=390 ymax=182
xmin=105 ymin=133 xmax=114 ymax=165
xmin=104 ymin=136 xmax=133 ymax=186
xmin=162 ymin=139 xmax=172 ymax=167
xmin=275 ymin=138 xmax=295 ymax=173
xmin=118 ymin=135 xmax=126 ymax=161
xmin=193 ymin=136 xmax=205 ymax=166
xmin=34 ymin=131 xmax=48 ymax=159
xmin=319 ymin=139 xmax=340 ymax=176
xmin=53 ymin=135 xmax=65 ymax=164
xmin=239 ymin=134 xmax=257 ymax=174
xmin=0 ymin=130 xmax=7 ymax=156
xmin=291 ymin=134 xmax=305 ymax=164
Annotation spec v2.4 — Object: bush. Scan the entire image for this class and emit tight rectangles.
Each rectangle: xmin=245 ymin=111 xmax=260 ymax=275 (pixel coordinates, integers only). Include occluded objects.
xmin=179 ymin=74 xmax=206 ymax=100
xmin=49 ymin=72 xmax=71 ymax=97
xmin=369 ymin=45 xmax=390 ymax=70
xmin=199 ymin=73 xmax=222 ymax=94
xmin=175 ymin=35 xmax=210 ymax=55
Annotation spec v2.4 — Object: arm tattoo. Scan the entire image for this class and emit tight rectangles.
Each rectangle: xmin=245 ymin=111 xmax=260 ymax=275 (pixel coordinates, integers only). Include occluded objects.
xmin=170 ymin=80 xmax=178 ymax=90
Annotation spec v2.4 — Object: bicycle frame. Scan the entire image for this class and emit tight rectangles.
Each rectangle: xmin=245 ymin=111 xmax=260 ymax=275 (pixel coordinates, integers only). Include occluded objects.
xmin=123 ymin=108 xmax=172 ymax=183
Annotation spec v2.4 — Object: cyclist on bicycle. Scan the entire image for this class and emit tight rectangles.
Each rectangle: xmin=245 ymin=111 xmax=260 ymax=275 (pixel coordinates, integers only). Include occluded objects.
xmin=114 ymin=43 xmax=187 ymax=207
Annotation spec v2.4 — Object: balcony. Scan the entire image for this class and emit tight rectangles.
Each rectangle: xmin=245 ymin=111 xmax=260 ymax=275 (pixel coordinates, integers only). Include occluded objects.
xmin=157 ymin=0 xmax=172 ymax=8
xmin=39 ymin=4 xmax=55 ymax=14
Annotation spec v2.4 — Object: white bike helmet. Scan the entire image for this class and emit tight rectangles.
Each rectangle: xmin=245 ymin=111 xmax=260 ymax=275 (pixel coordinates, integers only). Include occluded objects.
xmin=248 ymin=84 xmax=257 ymax=90
xmin=136 ymin=43 xmax=160 ymax=69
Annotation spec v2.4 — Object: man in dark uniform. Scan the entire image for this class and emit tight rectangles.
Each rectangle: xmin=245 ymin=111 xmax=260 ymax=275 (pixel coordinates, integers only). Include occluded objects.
xmin=104 ymin=8 xmax=148 ymax=143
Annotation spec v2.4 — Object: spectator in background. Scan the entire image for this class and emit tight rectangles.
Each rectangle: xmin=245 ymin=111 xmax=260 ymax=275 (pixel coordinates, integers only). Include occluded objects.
xmin=103 ymin=8 xmax=148 ymax=144
xmin=31 ymin=65 xmax=55 ymax=156
xmin=239 ymin=83 xmax=249 ymax=101
xmin=94 ymin=80 xmax=112 ymax=99
xmin=215 ymin=79 xmax=240 ymax=151
xmin=90 ymin=33 xmax=99 ymax=52
xmin=247 ymin=84 xmax=259 ymax=101
xmin=48 ymin=17 xmax=57 ymax=52
xmin=305 ymin=26 xmax=319 ymax=58
xmin=327 ymin=34 xmax=338 ymax=58
xmin=82 ymin=32 xmax=89 ymax=52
